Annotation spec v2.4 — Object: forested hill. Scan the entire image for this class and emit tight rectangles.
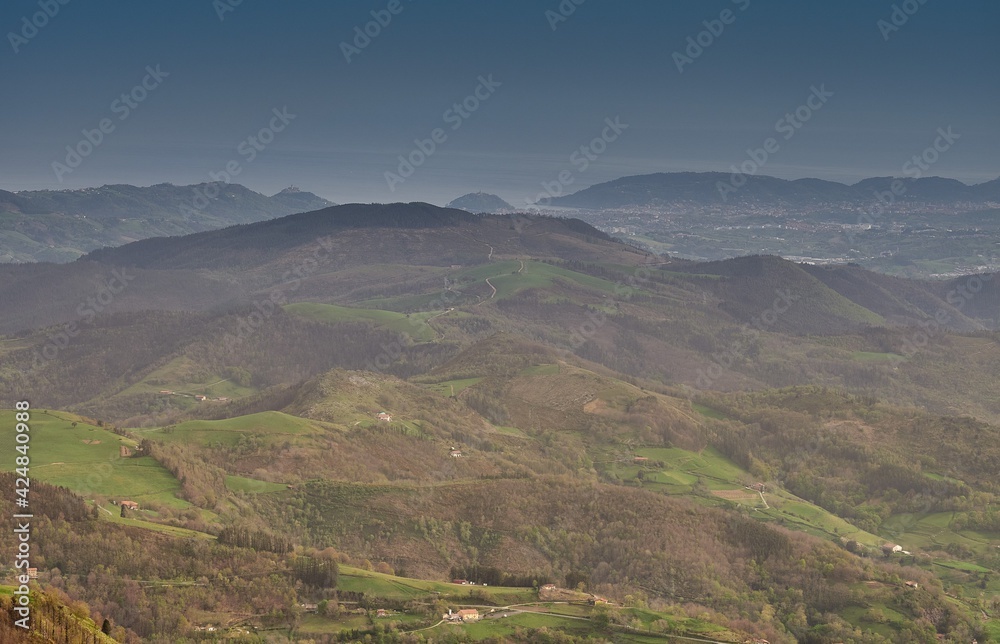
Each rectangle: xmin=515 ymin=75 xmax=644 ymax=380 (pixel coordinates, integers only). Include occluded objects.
xmin=81 ymin=204 xmax=620 ymax=270
xmin=0 ymin=182 xmax=333 ymax=263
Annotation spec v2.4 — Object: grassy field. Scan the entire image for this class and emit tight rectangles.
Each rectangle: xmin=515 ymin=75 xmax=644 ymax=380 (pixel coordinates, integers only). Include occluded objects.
xmin=142 ymin=411 xmax=322 ymax=447
xmin=841 ymin=604 xmax=910 ymax=639
xmin=851 ymin=351 xmax=906 ymax=362
xmin=882 ymin=511 xmax=1000 ymax=559
xmin=457 ymin=260 xmax=628 ymax=300
xmin=601 ymin=444 xmax=884 ymax=546
xmin=424 ymin=377 xmax=484 ymax=397
xmin=98 ymin=508 xmax=216 ymax=539
xmin=116 ymin=355 xmax=257 ymax=399
xmin=519 ymin=364 xmax=560 ymax=376
xmin=351 ymin=260 xmax=643 ymax=311
xmin=691 ymin=403 xmax=728 ymax=419
xmin=455 ymin=612 xmax=593 ymax=640
xmin=297 ymin=614 xmax=373 ymax=635
xmin=985 ymin=618 xmax=1000 ymax=642
xmin=0 ymin=410 xmax=187 ymax=507
xmin=336 ymin=565 xmax=536 ymax=605
xmin=637 ymin=446 xmax=748 ymax=488
xmin=284 ymin=302 xmax=441 ymax=341
xmin=225 ymin=474 xmax=288 ymax=494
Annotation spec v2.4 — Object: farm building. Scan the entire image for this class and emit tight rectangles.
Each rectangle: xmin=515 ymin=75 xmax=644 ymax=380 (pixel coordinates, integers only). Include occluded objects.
xmin=456 ymin=609 xmax=480 ymax=622
xmin=376 ymin=412 xmax=392 ymax=422
xmin=119 ymin=500 xmax=139 ymax=510
xmin=882 ymin=543 xmax=903 ymax=555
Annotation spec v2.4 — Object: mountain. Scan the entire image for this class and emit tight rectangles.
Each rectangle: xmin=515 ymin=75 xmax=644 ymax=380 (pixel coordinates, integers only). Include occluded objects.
xmin=268 ymin=185 xmax=336 ymax=212
xmin=544 ymin=171 xmax=1000 ymax=209
xmin=1 ymin=203 xmax=998 ymax=420
xmin=80 ymin=202 xmax=632 ymax=271
xmin=972 ymin=176 xmax=1000 ymax=201
xmin=0 ymin=182 xmax=334 ymax=263
xmin=446 ymin=191 xmax=515 ymax=213
xmin=1 ymin=201 xmax=999 ymax=641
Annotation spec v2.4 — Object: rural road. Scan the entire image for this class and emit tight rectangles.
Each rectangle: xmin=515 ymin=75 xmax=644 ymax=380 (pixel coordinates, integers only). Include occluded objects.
xmin=477 ymin=278 xmax=497 ymax=306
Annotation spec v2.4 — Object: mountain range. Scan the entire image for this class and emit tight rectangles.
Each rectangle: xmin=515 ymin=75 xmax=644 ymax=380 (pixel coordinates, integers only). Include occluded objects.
xmin=0 ymin=182 xmax=332 ymax=263
xmin=543 ymin=171 xmax=1000 ymax=209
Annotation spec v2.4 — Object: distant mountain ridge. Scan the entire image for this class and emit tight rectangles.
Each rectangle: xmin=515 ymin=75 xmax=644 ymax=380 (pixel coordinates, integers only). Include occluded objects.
xmin=545 ymin=171 xmax=1000 ymax=209
xmin=0 ymin=182 xmax=334 ymax=263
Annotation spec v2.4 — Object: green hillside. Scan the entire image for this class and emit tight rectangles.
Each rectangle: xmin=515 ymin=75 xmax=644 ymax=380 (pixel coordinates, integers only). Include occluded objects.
xmin=0 ymin=410 xmax=184 ymax=507
xmin=284 ymin=302 xmax=443 ymax=341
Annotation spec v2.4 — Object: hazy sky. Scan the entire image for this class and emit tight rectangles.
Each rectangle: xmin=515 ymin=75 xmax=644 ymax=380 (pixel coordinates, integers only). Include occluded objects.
xmin=2 ymin=0 xmax=997 ymax=205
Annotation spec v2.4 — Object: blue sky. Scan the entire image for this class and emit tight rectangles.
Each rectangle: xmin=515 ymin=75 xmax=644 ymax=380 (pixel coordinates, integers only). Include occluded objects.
xmin=1 ymin=0 xmax=997 ymax=205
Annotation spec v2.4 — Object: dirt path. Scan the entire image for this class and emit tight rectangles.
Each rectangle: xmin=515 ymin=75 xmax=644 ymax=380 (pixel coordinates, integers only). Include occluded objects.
xmin=477 ymin=278 xmax=497 ymax=306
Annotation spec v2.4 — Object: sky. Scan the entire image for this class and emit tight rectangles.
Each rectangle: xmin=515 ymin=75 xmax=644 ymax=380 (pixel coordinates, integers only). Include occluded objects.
xmin=1 ymin=0 xmax=997 ymax=206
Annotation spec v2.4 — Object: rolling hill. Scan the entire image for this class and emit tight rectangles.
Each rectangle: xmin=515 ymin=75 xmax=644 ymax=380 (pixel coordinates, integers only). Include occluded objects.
xmin=1 ymin=200 xmax=999 ymax=641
